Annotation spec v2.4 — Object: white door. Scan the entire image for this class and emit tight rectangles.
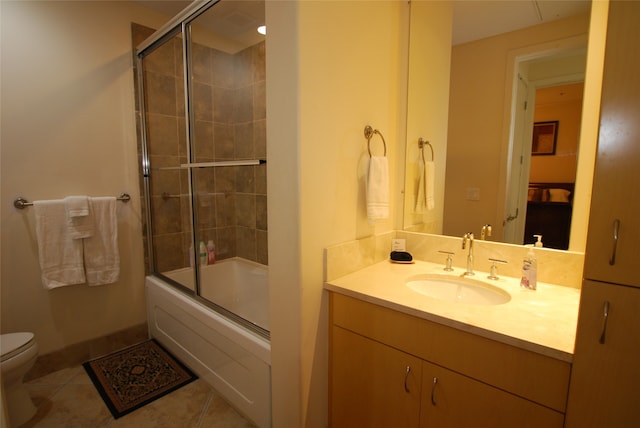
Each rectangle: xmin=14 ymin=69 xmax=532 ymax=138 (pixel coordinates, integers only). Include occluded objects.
xmin=503 ymin=72 xmax=534 ymax=244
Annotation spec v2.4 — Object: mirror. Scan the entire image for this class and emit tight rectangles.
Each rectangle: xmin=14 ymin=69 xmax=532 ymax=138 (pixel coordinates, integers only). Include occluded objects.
xmin=403 ymin=1 xmax=595 ymax=251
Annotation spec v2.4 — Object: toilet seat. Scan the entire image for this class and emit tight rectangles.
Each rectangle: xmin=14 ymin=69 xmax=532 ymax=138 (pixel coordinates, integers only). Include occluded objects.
xmin=1 ymin=333 xmax=35 ymax=363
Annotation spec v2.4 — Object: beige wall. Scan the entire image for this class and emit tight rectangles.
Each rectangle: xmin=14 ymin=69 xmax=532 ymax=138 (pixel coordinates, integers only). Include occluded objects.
xmin=529 ymin=83 xmax=584 ymax=183
xmin=444 ymin=13 xmax=591 ymax=240
xmin=267 ymin=1 xmax=409 ymax=426
xmin=0 ymin=1 xmax=168 ymax=354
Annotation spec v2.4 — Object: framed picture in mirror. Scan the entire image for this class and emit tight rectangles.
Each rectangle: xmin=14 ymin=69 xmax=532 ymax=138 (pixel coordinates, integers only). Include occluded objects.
xmin=532 ymin=121 xmax=558 ymax=155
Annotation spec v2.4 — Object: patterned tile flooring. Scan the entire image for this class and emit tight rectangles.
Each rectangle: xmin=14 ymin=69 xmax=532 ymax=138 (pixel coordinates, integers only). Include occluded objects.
xmin=19 ymin=365 xmax=255 ymax=427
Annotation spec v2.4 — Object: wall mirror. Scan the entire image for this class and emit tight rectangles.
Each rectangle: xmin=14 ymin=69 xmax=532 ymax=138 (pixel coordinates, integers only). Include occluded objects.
xmin=404 ymin=0 xmax=595 ymax=251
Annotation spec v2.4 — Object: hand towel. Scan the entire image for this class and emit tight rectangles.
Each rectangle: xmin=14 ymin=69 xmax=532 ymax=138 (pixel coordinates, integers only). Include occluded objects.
xmin=425 ymin=160 xmax=435 ymax=210
xmin=83 ymin=197 xmax=120 ymax=286
xmin=64 ymin=196 xmax=94 ymax=239
xmin=415 ymin=160 xmax=435 ymax=212
xmin=366 ymin=156 xmax=389 ymax=222
xmin=33 ymin=200 xmax=86 ymax=289
xmin=64 ymin=196 xmax=90 ymax=217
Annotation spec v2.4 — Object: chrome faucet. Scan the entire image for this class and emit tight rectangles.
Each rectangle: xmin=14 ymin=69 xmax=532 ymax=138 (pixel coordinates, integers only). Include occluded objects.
xmin=462 ymin=232 xmax=475 ymax=276
xmin=480 ymin=224 xmax=492 ymax=240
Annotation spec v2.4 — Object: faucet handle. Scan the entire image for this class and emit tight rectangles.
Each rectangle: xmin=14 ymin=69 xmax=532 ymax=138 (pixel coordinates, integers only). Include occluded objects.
xmin=488 ymin=258 xmax=507 ymax=280
xmin=438 ymin=250 xmax=455 ymax=271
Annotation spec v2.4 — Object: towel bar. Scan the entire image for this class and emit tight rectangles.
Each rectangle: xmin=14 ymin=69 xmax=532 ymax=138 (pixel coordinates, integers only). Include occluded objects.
xmin=364 ymin=125 xmax=387 ymax=157
xmin=13 ymin=193 xmax=131 ymax=210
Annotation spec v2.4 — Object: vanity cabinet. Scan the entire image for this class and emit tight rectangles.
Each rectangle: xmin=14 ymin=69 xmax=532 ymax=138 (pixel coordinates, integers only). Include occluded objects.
xmin=329 ymin=292 xmax=569 ymax=427
xmin=582 ymin=0 xmax=640 ymax=288
xmin=331 ymin=326 xmax=422 ymax=427
xmin=420 ymin=361 xmax=563 ymax=428
xmin=565 ymin=280 xmax=640 ymax=427
xmin=565 ymin=2 xmax=640 ymax=424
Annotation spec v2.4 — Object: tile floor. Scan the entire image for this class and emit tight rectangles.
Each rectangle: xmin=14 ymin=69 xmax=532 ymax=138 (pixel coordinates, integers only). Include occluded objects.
xmin=20 ymin=365 xmax=255 ymax=427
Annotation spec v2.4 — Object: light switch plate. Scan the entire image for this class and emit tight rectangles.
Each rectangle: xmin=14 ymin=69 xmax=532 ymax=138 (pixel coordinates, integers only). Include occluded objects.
xmin=466 ymin=187 xmax=481 ymax=201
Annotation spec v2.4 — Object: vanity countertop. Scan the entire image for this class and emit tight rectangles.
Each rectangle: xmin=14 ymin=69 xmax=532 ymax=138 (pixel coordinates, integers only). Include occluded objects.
xmin=325 ymin=259 xmax=580 ymax=362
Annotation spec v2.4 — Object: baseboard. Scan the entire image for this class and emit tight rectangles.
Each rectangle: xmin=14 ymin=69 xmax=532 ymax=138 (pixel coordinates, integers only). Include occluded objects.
xmin=24 ymin=323 xmax=149 ymax=381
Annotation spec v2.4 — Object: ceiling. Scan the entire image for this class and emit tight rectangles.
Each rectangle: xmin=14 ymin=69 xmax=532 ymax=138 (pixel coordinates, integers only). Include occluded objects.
xmin=136 ymin=0 xmax=591 ymax=47
xmin=452 ymin=0 xmax=591 ymax=45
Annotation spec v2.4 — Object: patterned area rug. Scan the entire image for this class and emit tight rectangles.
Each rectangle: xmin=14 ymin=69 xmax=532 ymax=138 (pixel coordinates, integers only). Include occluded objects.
xmin=83 ymin=339 xmax=197 ymax=419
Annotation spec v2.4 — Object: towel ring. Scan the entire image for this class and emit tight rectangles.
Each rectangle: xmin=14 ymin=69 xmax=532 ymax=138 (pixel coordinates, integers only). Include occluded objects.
xmin=418 ymin=137 xmax=434 ymax=161
xmin=364 ymin=125 xmax=387 ymax=157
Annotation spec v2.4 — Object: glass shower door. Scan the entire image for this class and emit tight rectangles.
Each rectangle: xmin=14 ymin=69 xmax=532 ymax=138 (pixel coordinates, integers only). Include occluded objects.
xmin=138 ymin=28 xmax=197 ymax=293
xmin=187 ymin=3 xmax=268 ymax=331
xmin=136 ymin=0 xmax=268 ymax=335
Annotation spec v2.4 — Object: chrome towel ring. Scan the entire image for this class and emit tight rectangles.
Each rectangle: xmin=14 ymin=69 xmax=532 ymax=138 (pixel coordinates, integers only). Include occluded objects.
xmin=364 ymin=125 xmax=387 ymax=157
xmin=418 ymin=137 xmax=434 ymax=161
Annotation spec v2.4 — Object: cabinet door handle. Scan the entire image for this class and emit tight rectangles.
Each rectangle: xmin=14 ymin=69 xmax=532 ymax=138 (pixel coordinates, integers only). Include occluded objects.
xmin=404 ymin=366 xmax=411 ymax=393
xmin=431 ymin=377 xmax=438 ymax=405
xmin=599 ymin=300 xmax=610 ymax=344
xmin=609 ymin=219 xmax=620 ymax=266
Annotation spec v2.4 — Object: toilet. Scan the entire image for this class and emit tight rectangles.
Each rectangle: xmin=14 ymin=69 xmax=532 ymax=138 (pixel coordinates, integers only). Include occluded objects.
xmin=1 ymin=333 xmax=38 ymax=427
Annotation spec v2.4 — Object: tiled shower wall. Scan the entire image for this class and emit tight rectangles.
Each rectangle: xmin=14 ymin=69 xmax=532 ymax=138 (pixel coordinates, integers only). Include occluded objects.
xmin=133 ymin=24 xmax=267 ymax=273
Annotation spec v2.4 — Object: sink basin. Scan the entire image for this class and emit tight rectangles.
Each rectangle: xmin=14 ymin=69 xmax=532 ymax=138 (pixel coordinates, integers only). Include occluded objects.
xmin=406 ymin=274 xmax=511 ymax=306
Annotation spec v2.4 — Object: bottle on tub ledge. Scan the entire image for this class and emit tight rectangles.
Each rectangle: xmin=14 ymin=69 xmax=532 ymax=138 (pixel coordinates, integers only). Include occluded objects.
xmin=199 ymin=241 xmax=208 ymax=266
xmin=207 ymin=240 xmax=216 ymax=264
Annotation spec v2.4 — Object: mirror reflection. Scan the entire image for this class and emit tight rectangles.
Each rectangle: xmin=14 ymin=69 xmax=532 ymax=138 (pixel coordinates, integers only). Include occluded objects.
xmin=404 ymin=1 xmax=593 ymax=251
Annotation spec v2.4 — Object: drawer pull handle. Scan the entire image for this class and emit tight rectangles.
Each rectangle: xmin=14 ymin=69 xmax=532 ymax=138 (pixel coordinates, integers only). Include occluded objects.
xmin=431 ymin=377 xmax=438 ymax=405
xmin=600 ymin=300 xmax=610 ymax=344
xmin=610 ymin=219 xmax=620 ymax=266
xmin=404 ymin=366 xmax=411 ymax=393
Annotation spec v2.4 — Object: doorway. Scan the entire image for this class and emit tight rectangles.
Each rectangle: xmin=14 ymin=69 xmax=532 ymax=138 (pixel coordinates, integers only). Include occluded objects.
xmin=504 ymin=48 xmax=586 ymax=249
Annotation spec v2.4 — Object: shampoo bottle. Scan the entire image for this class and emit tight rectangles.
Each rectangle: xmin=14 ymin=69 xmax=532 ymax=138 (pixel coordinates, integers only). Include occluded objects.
xmin=199 ymin=241 xmax=207 ymax=266
xmin=207 ymin=240 xmax=216 ymax=264
xmin=520 ymin=246 xmax=537 ymax=290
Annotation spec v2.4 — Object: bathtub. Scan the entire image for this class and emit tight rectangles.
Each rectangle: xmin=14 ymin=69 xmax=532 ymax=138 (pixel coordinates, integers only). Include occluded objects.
xmin=145 ymin=258 xmax=271 ymax=427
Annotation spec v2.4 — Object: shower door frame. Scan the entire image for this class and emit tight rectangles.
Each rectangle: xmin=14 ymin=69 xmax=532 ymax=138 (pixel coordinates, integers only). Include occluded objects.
xmin=135 ymin=0 xmax=270 ymax=340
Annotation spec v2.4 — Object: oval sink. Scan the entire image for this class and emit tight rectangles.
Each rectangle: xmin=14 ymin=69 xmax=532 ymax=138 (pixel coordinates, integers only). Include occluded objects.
xmin=406 ymin=274 xmax=511 ymax=306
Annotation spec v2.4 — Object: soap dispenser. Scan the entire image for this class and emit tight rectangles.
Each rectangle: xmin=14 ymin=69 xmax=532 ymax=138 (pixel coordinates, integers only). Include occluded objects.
xmin=534 ymin=234 xmax=543 ymax=248
xmin=520 ymin=246 xmax=537 ymax=290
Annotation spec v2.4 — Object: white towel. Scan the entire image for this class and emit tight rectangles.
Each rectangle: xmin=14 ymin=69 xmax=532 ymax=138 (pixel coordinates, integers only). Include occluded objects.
xmin=366 ymin=156 xmax=389 ymax=222
xmin=83 ymin=197 xmax=120 ymax=286
xmin=64 ymin=196 xmax=94 ymax=239
xmin=33 ymin=200 xmax=86 ymax=289
xmin=64 ymin=195 xmax=89 ymax=217
xmin=415 ymin=160 xmax=435 ymax=212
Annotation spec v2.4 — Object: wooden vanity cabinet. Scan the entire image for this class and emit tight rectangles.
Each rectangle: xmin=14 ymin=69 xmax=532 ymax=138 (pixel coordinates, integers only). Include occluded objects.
xmin=329 ymin=292 xmax=569 ymax=427
xmin=581 ymin=0 xmax=640 ymax=288
xmin=420 ymin=361 xmax=564 ymax=428
xmin=564 ymin=2 xmax=640 ymax=425
xmin=330 ymin=326 xmax=422 ymax=428
xmin=565 ymin=280 xmax=640 ymax=427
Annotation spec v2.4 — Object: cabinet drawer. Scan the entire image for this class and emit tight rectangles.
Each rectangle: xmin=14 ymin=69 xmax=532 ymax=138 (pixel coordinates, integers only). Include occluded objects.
xmin=331 ymin=292 xmax=571 ymax=412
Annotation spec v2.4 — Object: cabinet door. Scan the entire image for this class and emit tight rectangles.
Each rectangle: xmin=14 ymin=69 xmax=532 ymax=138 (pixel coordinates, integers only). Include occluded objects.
xmin=420 ymin=361 xmax=564 ymax=428
xmin=565 ymin=280 xmax=640 ymax=427
xmin=330 ymin=326 xmax=422 ymax=428
xmin=584 ymin=0 xmax=640 ymax=287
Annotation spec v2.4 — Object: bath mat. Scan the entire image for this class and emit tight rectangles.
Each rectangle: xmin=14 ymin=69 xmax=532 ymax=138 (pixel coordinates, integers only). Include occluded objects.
xmin=83 ymin=339 xmax=197 ymax=419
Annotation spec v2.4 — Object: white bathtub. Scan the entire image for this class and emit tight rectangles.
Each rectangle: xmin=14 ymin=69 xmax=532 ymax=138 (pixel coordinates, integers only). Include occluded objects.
xmin=163 ymin=258 xmax=269 ymax=331
xmin=145 ymin=258 xmax=271 ymax=427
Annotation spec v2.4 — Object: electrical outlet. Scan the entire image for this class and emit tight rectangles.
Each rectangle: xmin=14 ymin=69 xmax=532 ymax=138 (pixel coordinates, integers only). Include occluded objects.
xmin=466 ymin=187 xmax=481 ymax=201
